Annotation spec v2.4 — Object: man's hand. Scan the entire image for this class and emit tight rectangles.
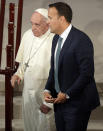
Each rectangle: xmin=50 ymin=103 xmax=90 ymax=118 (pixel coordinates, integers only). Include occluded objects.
xmin=44 ymin=92 xmax=55 ymax=103
xmin=54 ymin=92 xmax=66 ymax=104
xmin=40 ymin=104 xmax=51 ymax=114
xmin=11 ymin=75 xmax=21 ymax=87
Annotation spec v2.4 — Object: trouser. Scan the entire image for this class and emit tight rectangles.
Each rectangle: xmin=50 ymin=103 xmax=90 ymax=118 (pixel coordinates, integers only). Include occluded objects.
xmin=54 ymin=103 xmax=91 ymax=131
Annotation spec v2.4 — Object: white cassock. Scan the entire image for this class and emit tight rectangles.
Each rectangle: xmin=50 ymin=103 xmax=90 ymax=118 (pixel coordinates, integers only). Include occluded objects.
xmin=15 ymin=29 xmax=56 ymax=131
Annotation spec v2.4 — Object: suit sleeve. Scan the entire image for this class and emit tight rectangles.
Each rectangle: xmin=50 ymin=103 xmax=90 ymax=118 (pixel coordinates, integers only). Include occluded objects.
xmin=15 ymin=63 xmax=25 ymax=80
xmin=66 ymin=35 xmax=95 ymax=97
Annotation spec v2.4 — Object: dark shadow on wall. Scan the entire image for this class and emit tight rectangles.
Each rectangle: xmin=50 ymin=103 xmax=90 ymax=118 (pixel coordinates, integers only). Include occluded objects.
xmin=84 ymin=20 xmax=103 ymax=82
xmin=96 ymin=0 xmax=103 ymax=10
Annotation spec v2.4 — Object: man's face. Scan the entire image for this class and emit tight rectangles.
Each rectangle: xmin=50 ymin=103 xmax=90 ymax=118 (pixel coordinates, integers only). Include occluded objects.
xmin=30 ymin=12 xmax=48 ymax=37
xmin=48 ymin=7 xmax=61 ymax=34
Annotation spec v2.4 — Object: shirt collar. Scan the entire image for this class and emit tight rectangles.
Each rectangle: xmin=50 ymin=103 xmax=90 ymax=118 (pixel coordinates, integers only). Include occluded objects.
xmin=60 ymin=24 xmax=72 ymax=40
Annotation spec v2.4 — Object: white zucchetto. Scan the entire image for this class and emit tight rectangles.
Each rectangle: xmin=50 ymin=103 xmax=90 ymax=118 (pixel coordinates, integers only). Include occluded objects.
xmin=35 ymin=8 xmax=48 ymax=19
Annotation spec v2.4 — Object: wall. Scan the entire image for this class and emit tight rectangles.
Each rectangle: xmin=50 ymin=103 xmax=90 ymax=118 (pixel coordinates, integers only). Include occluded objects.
xmin=0 ymin=0 xmax=103 ymax=82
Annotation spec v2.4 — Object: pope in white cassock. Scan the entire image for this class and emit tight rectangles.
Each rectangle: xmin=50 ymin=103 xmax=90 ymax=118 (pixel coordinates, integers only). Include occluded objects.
xmin=11 ymin=8 xmax=56 ymax=131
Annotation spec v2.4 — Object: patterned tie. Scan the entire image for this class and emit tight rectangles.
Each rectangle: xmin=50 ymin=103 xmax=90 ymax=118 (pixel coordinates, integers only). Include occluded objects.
xmin=54 ymin=36 xmax=63 ymax=93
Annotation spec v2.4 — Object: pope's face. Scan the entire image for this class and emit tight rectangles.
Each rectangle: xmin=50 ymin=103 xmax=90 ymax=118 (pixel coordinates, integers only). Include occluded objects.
xmin=48 ymin=7 xmax=61 ymax=34
xmin=30 ymin=12 xmax=48 ymax=37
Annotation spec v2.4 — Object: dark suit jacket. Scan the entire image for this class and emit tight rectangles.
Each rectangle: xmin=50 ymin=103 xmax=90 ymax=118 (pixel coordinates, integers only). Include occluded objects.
xmin=45 ymin=26 xmax=100 ymax=112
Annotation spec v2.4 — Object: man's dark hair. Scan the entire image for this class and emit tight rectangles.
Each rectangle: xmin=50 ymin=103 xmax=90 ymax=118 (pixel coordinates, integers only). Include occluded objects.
xmin=49 ymin=2 xmax=72 ymax=23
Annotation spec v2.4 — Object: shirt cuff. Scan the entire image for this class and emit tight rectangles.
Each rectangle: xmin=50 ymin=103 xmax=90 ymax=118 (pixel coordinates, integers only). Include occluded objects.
xmin=66 ymin=94 xmax=69 ymax=99
xmin=44 ymin=89 xmax=51 ymax=93
xmin=43 ymin=101 xmax=53 ymax=109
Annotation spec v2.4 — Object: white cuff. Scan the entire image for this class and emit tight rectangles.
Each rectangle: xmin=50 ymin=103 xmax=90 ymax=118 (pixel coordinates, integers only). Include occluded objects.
xmin=43 ymin=101 xmax=53 ymax=109
xmin=66 ymin=94 xmax=69 ymax=99
xmin=44 ymin=89 xmax=51 ymax=93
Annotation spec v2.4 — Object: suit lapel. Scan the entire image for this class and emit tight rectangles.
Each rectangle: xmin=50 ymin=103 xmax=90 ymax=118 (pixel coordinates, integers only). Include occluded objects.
xmin=58 ymin=26 xmax=74 ymax=70
xmin=52 ymin=35 xmax=59 ymax=61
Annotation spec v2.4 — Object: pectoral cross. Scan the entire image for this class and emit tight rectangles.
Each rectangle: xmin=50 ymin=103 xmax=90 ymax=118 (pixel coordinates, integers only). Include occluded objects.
xmin=24 ymin=62 xmax=29 ymax=72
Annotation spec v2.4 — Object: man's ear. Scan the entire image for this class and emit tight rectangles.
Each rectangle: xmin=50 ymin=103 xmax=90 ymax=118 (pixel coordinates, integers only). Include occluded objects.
xmin=59 ymin=16 xmax=65 ymax=24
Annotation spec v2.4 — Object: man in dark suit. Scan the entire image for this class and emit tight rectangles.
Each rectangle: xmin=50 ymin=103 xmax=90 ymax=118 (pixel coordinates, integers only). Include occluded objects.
xmin=44 ymin=2 xmax=100 ymax=131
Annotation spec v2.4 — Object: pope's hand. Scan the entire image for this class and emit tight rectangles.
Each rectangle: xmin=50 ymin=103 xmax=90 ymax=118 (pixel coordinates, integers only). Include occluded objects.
xmin=40 ymin=104 xmax=51 ymax=114
xmin=44 ymin=92 xmax=55 ymax=103
xmin=11 ymin=75 xmax=21 ymax=87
